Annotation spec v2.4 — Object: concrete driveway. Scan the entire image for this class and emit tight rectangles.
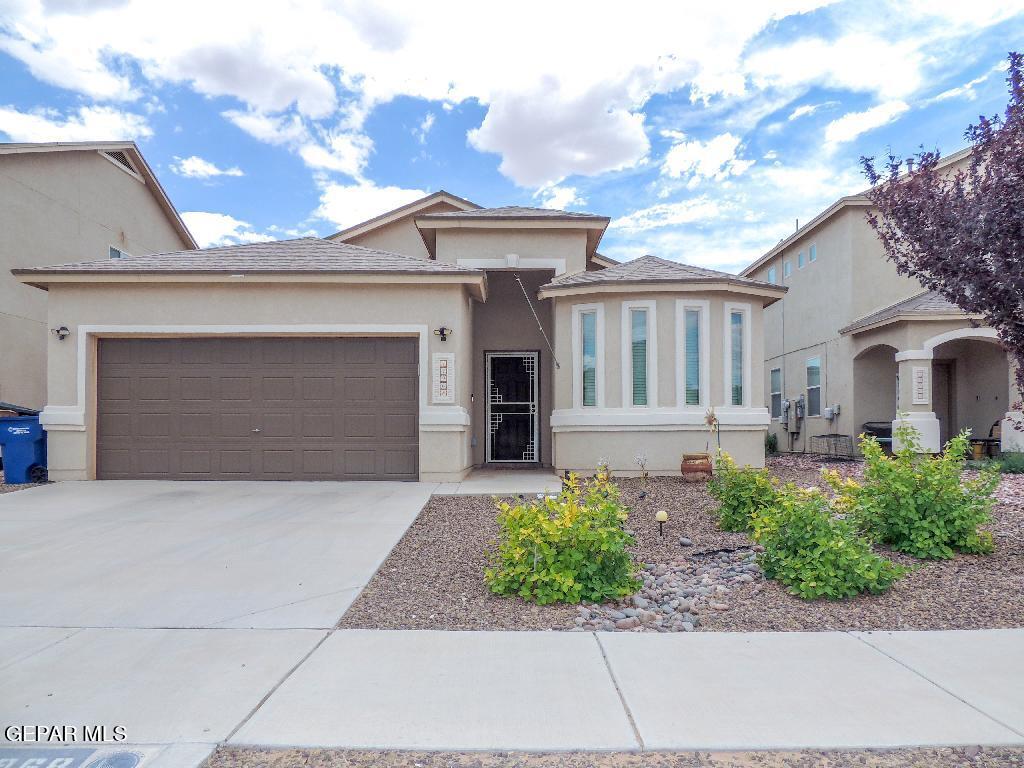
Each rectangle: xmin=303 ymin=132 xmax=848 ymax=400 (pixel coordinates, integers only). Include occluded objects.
xmin=0 ymin=480 xmax=434 ymax=767
xmin=0 ymin=480 xmax=432 ymax=629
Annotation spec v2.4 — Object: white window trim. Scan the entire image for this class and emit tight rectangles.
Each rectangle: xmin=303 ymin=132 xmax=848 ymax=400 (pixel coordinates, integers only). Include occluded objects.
xmin=571 ymin=302 xmax=605 ymax=409
xmin=674 ymin=299 xmax=710 ymax=409
xmin=621 ymin=300 xmax=657 ymax=408
xmin=767 ymin=266 xmax=777 ymax=285
xmin=723 ymin=302 xmax=752 ymax=408
xmin=769 ymin=366 xmax=782 ymax=420
xmin=806 ymin=354 xmax=822 ymax=417
xmin=783 ymin=261 xmax=792 ymax=278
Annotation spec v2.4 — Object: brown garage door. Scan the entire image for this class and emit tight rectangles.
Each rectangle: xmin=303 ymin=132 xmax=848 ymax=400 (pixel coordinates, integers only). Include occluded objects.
xmin=96 ymin=337 xmax=419 ymax=480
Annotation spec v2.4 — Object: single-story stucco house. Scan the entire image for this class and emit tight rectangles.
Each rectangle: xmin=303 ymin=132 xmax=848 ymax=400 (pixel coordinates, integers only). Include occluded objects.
xmin=14 ymin=192 xmax=784 ymax=481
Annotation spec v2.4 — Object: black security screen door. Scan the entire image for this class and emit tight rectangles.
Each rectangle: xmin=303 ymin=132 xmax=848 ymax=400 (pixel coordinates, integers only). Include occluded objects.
xmin=486 ymin=352 xmax=538 ymax=462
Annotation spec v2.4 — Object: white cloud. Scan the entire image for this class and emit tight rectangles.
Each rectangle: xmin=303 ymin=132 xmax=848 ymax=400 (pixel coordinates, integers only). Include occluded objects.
xmin=222 ymin=110 xmax=308 ymax=146
xmin=468 ymin=84 xmax=650 ymax=187
xmin=181 ymin=211 xmax=275 ymax=248
xmin=787 ymin=101 xmax=836 ymax=121
xmin=660 ymin=131 xmax=754 ymax=186
xmin=415 ymin=112 xmax=435 ymax=144
xmin=298 ymin=131 xmax=373 ymax=177
xmin=611 ymin=197 xmax=727 ymax=234
xmin=0 ymin=104 xmax=151 ymax=142
xmin=824 ymin=100 xmax=910 ymax=148
xmin=171 ymin=155 xmax=244 ymax=179
xmin=534 ymin=184 xmax=585 ymax=210
xmin=313 ymin=181 xmax=428 ymax=231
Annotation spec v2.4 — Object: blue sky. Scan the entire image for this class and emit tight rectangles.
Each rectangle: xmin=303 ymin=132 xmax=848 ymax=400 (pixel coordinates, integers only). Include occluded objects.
xmin=0 ymin=0 xmax=1021 ymax=272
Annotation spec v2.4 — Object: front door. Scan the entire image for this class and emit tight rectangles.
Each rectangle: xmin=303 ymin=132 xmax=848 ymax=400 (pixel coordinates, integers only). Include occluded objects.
xmin=486 ymin=352 xmax=539 ymax=463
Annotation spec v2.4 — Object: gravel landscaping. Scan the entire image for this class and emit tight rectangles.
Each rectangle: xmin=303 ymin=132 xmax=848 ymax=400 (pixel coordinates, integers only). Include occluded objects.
xmin=0 ymin=481 xmax=42 ymax=495
xmin=341 ymin=454 xmax=1024 ymax=632
xmin=205 ymin=746 xmax=1024 ymax=768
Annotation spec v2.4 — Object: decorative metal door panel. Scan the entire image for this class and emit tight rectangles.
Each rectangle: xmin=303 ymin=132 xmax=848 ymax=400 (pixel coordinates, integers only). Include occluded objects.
xmin=486 ymin=352 xmax=539 ymax=462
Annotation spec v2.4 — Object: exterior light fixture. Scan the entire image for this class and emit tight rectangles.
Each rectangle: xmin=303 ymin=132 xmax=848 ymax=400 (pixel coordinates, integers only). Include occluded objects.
xmin=655 ymin=510 xmax=668 ymax=537
xmin=433 ymin=326 xmax=453 ymax=341
xmin=51 ymin=326 xmax=70 ymax=341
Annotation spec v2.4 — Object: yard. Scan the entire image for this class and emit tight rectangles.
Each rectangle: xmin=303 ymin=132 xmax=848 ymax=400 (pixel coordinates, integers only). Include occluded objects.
xmin=340 ymin=454 xmax=1024 ymax=633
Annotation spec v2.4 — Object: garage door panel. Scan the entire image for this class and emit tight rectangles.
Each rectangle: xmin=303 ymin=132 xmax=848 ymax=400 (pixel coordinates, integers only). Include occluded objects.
xmin=97 ymin=338 xmax=418 ymax=480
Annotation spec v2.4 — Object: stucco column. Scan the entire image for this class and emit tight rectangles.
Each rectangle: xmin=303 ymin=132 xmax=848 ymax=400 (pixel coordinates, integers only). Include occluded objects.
xmin=893 ymin=353 xmax=941 ymax=452
xmin=1002 ymin=354 xmax=1024 ymax=453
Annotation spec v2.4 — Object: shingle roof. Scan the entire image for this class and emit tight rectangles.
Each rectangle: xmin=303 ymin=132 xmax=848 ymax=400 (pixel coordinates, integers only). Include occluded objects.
xmin=539 ymin=255 xmax=781 ymax=291
xmin=840 ymin=290 xmax=971 ymax=334
xmin=13 ymin=237 xmax=482 ymax=276
xmin=417 ymin=206 xmax=609 ymax=222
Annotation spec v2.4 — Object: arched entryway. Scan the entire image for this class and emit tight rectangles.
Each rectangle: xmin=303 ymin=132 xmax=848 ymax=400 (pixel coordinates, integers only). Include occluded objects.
xmin=853 ymin=344 xmax=899 ymax=442
xmin=929 ymin=336 xmax=1008 ymax=447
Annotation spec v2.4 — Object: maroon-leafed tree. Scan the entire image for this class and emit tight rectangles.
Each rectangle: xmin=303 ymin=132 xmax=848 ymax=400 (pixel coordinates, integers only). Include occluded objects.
xmin=861 ymin=52 xmax=1024 ymax=400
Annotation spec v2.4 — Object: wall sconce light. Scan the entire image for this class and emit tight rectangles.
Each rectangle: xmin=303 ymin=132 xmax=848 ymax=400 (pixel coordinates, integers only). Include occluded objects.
xmin=433 ymin=326 xmax=453 ymax=342
xmin=51 ymin=326 xmax=70 ymax=341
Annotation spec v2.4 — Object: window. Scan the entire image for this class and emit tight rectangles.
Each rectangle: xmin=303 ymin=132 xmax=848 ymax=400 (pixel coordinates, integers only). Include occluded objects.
xmin=767 ymin=265 xmax=777 ymax=284
xmin=730 ymin=311 xmax=744 ymax=406
xmin=809 ymin=244 xmax=817 ymax=262
xmin=684 ymin=309 xmax=701 ymax=405
xmin=783 ymin=260 xmax=792 ymax=278
xmin=581 ymin=311 xmax=597 ymax=407
xmin=109 ymin=246 xmax=129 ymax=259
xmin=622 ymin=301 xmax=657 ymax=407
xmin=770 ymin=368 xmax=782 ymax=419
xmin=676 ymin=299 xmax=708 ymax=409
xmin=798 ymin=251 xmax=805 ymax=269
xmin=806 ymin=356 xmax=822 ymax=416
xmin=629 ymin=309 xmax=649 ymax=406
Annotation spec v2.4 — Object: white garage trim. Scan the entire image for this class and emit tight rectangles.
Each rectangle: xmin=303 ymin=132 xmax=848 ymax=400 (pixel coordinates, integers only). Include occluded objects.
xmin=40 ymin=324 xmax=469 ymax=431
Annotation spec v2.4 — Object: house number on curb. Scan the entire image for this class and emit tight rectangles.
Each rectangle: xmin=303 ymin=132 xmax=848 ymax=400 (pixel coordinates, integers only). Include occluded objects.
xmin=912 ymin=366 xmax=930 ymax=405
xmin=432 ymin=353 xmax=455 ymax=404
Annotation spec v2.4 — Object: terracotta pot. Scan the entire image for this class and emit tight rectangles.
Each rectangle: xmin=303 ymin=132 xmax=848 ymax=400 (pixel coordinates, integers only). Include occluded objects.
xmin=680 ymin=452 xmax=712 ymax=482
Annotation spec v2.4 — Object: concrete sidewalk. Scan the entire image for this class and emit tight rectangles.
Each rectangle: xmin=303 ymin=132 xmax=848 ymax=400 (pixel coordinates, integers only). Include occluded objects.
xmin=228 ymin=628 xmax=1024 ymax=753
xmin=2 ymin=628 xmax=1023 ymax=765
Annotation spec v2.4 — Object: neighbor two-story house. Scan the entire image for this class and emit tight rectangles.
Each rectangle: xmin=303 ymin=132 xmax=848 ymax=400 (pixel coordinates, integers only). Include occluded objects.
xmin=14 ymin=191 xmax=784 ymax=481
xmin=740 ymin=148 xmax=1020 ymax=456
xmin=0 ymin=142 xmax=196 ymax=412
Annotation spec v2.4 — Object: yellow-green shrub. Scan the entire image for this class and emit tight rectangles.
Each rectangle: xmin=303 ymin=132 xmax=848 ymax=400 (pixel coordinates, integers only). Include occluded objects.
xmin=752 ymin=485 xmax=906 ymax=600
xmin=484 ymin=471 xmax=641 ymax=605
xmin=708 ymin=451 xmax=779 ymax=532
xmin=827 ymin=426 xmax=997 ymax=559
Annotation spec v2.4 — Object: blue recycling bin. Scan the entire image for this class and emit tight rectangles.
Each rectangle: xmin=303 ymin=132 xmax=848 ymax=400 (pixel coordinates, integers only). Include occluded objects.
xmin=0 ymin=415 xmax=47 ymax=483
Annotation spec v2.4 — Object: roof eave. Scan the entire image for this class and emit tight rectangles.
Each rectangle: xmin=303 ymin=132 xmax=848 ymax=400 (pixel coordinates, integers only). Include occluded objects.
xmin=537 ymin=279 xmax=787 ymax=302
xmin=840 ymin=312 xmax=979 ymax=336
xmin=328 ymin=191 xmax=481 ymax=242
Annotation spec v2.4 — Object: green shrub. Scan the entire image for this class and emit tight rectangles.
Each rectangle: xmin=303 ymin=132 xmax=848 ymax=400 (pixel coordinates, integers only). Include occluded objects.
xmin=752 ymin=485 xmax=906 ymax=600
xmin=968 ymin=451 xmax=1024 ymax=474
xmin=765 ymin=431 xmax=779 ymax=455
xmin=828 ymin=425 xmax=997 ymax=559
xmin=484 ymin=472 xmax=641 ymax=605
xmin=708 ymin=451 xmax=779 ymax=532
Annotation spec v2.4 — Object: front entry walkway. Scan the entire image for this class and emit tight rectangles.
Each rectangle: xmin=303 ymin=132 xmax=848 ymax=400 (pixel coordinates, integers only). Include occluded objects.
xmin=433 ymin=468 xmax=563 ymax=495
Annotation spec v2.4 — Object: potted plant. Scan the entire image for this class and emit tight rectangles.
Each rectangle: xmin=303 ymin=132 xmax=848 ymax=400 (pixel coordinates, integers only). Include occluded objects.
xmin=680 ymin=407 xmax=717 ymax=481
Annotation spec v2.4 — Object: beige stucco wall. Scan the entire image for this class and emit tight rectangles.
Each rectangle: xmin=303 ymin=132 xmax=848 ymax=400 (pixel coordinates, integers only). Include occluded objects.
xmin=435 ymin=228 xmax=589 ymax=275
xmin=0 ymin=150 xmax=189 ymax=410
xmin=931 ymin=338 xmax=1009 ymax=441
xmin=39 ymin=281 xmax=476 ymax=481
xmin=341 ymin=200 xmax=462 ymax=259
xmin=548 ymin=289 xmax=770 ymax=472
xmin=471 ymin=271 xmax=555 ymax=466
